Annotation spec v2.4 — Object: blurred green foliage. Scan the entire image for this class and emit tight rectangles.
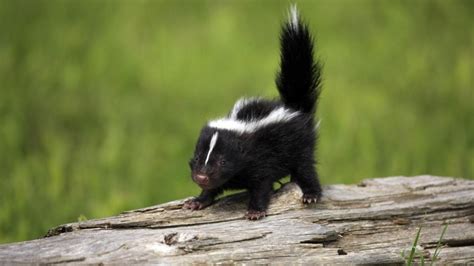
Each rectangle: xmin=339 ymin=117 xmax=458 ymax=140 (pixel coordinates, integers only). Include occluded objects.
xmin=0 ymin=0 xmax=473 ymax=244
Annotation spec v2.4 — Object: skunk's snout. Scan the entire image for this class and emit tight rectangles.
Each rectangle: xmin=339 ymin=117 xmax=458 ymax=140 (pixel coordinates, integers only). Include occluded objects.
xmin=194 ymin=174 xmax=209 ymax=186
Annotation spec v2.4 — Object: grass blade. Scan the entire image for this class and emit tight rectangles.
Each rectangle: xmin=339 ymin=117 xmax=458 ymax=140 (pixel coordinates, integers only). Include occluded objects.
xmin=430 ymin=224 xmax=448 ymax=266
xmin=407 ymin=226 xmax=422 ymax=266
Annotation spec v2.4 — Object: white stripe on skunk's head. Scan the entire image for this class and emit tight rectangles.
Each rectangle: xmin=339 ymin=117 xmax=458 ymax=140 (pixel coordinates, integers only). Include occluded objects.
xmin=289 ymin=4 xmax=299 ymax=31
xmin=205 ymin=131 xmax=219 ymax=166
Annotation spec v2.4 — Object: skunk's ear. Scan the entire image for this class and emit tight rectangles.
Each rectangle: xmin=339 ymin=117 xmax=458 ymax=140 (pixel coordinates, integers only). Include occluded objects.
xmin=238 ymin=143 xmax=244 ymax=154
xmin=237 ymin=135 xmax=252 ymax=154
xmin=237 ymin=141 xmax=246 ymax=154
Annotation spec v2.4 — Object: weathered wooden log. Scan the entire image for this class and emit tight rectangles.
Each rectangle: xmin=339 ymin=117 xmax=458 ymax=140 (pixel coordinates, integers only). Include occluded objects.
xmin=0 ymin=175 xmax=473 ymax=264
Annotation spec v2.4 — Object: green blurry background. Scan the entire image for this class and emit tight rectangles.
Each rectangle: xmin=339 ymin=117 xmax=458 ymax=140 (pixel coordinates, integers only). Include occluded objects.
xmin=0 ymin=0 xmax=473 ymax=244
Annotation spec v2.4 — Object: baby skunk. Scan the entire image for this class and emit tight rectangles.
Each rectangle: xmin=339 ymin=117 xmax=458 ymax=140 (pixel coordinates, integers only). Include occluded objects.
xmin=184 ymin=6 xmax=323 ymax=220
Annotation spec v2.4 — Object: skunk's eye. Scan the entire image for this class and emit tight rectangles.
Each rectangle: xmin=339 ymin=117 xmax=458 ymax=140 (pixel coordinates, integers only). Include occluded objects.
xmin=219 ymin=160 xmax=226 ymax=166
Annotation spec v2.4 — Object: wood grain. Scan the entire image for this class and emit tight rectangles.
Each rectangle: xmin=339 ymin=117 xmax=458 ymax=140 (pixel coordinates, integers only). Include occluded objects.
xmin=1 ymin=175 xmax=473 ymax=264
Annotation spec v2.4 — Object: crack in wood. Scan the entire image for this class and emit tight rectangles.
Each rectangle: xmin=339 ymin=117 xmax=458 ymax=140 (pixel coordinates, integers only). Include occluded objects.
xmin=300 ymin=230 xmax=340 ymax=245
xmin=40 ymin=257 xmax=86 ymax=264
xmin=444 ymin=239 xmax=474 ymax=247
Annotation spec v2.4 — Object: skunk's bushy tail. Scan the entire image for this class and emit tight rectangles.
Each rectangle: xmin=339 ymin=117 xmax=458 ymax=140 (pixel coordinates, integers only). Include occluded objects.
xmin=276 ymin=6 xmax=322 ymax=115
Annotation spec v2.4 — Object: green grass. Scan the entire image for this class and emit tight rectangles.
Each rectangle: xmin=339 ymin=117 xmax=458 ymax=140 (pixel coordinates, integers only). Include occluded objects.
xmin=402 ymin=224 xmax=448 ymax=265
xmin=0 ymin=0 xmax=473 ymax=243
xmin=406 ymin=226 xmax=422 ymax=266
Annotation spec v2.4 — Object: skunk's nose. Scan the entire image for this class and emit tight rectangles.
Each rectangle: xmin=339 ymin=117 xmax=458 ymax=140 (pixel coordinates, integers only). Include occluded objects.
xmin=195 ymin=174 xmax=209 ymax=185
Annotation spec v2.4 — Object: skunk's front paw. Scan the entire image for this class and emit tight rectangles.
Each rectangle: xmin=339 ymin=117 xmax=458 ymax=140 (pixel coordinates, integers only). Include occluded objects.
xmin=245 ymin=210 xmax=266 ymax=220
xmin=302 ymin=193 xmax=320 ymax=204
xmin=183 ymin=199 xmax=210 ymax=210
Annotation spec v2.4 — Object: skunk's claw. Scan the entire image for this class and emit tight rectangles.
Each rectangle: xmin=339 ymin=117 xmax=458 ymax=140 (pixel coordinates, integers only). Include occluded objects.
xmin=245 ymin=210 xmax=266 ymax=220
xmin=183 ymin=199 xmax=208 ymax=210
xmin=302 ymin=193 xmax=320 ymax=204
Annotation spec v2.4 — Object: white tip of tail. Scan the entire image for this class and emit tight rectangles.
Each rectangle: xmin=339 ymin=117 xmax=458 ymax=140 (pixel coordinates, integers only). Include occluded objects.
xmin=289 ymin=4 xmax=299 ymax=31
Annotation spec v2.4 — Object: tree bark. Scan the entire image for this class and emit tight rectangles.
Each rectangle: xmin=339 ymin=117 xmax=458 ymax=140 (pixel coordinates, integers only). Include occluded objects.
xmin=1 ymin=175 xmax=473 ymax=264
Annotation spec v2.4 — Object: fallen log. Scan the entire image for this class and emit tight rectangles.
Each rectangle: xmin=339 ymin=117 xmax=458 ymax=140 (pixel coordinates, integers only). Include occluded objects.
xmin=0 ymin=175 xmax=473 ymax=264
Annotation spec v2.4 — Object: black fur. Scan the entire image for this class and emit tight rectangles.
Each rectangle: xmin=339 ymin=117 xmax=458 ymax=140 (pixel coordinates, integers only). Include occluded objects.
xmin=184 ymin=9 xmax=323 ymax=220
xmin=276 ymin=17 xmax=322 ymax=114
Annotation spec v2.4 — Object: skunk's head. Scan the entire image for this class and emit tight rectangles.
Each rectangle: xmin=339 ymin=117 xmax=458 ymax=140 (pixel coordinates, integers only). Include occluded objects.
xmin=189 ymin=128 xmax=245 ymax=190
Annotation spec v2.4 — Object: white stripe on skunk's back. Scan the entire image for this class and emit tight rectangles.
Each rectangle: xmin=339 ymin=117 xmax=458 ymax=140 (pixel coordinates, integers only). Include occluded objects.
xmin=229 ymin=97 xmax=260 ymax=120
xmin=208 ymin=98 xmax=300 ymax=134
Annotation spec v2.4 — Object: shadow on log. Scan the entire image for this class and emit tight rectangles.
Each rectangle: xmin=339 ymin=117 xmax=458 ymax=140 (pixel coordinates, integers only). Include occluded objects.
xmin=1 ymin=175 xmax=473 ymax=264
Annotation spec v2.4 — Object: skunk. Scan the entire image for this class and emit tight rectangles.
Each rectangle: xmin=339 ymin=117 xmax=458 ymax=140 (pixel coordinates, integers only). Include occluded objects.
xmin=184 ymin=6 xmax=323 ymax=220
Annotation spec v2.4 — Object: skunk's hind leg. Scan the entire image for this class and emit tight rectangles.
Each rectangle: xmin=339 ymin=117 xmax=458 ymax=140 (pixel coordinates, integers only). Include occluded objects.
xmin=291 ymin=158 xmax=322 ymax=203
